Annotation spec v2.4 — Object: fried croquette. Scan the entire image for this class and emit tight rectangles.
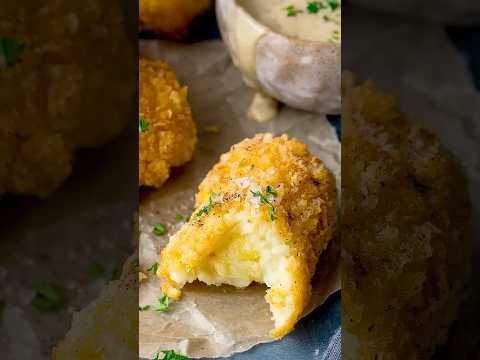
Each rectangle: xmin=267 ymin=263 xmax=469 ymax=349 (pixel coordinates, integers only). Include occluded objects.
xmin=53 ymin=255 xmax=138 ymax=360
xmin=342 ymin=73 xmax=470 ymax=360
xmin=0 ymin=1 xmax=134 ymax=197
xmin=139 ymin=0 xmax=213 ymax=39
xmin=159 ymin=133 xmax=337 ymax=338
xmin=139 ymin=58 xmax=197 ymax=188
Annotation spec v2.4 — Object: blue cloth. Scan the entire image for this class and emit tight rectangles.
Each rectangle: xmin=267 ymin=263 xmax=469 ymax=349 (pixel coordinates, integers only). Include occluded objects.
xmin=209 ymin=292 xmax=341 ymax=360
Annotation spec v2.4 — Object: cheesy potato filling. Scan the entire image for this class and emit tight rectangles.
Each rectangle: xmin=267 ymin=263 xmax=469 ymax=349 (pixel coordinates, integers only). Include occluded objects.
xmin=168 ymin=210 xmax=296 ymax=330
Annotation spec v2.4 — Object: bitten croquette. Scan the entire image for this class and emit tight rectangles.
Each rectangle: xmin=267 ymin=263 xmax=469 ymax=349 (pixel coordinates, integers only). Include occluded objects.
xmin=158 ymin=133 xmax=337 ymax=338
xmin=139 ymin=0 xmax=213 ymax=39
xmin=139 ymin=58 xmax=197 ymax=188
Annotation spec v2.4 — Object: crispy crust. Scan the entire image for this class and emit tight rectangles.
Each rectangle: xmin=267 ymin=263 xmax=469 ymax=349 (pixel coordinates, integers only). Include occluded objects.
xmin=139 ymin=0 xmax=213 ymax=39
xmin=0 ymin=1 xmax=134 ymax=197
xmin=342 ymin=73 xmax=470 ymax=359
xmin=139 ymin=58 xmax=197 ymax=188
xmin=159 ymin=133 xmax=337 ymax=338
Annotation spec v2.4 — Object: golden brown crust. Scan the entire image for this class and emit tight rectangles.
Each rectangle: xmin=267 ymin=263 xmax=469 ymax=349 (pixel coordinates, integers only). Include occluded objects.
xmin=139 ymin=58 xmax=197 ymax=188
xmin=195 ymin=133 xmax=337 ymax=276
xmin=159 ymin=133 xmax=336 ymax=338
xmin=139 ymin=0 xmax=213 ymax=39
xmin=0 ymin=1 xmax=134 ymax=197
xmin=342 ymin=73 xmax=470 ymax=359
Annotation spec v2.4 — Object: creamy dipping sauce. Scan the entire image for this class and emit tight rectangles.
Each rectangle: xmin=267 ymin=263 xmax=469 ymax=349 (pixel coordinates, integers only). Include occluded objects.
xmin=238 ymin=0 xmax=341 ymax=43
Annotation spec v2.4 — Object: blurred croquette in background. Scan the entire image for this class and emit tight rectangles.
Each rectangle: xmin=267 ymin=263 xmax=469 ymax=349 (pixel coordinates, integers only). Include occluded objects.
xmin=139 ymin=0 xmax=213 ymax=39
xmin=0 ymin=1 xmax=135 ymax=198
xmin=139 ymin=58 xmax=197 ymax=188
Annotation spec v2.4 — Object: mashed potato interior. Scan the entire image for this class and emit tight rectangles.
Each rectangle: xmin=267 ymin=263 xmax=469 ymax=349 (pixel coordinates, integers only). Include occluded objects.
xmin=168 ymin=210 xmax=295 ymax=331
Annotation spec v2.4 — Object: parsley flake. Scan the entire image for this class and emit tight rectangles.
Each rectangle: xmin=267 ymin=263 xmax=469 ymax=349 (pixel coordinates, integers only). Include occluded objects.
xmin=147 ymin=261 xmax=159 ymax=274
xmin=139 ymin=305 xmax=150 ymax=311
xmin=251 ymin=186 xmax=278 ymax=221
xmin=196 ymin=192 xmax=219 ymax=218
xmin=31 ymin=283 xmax=65 ymax=312
xmin=0 ymin=37 xmax=25 ymax=67
xmin=155 ymin=294 xmax=170 ymax=312
xmin=139 ymin=117 xmax=149 ymax=133
xmin=284 ymin=5 xmax=303 ymax=17
xmin=111 ymin=266 xmax=121 ymax=280
xmin=87 ymin=261 xmax=106 ymax=278
xmin=153 ymin=223 xmax=167 ymax=236
xmin=266 ymin=185 xmax=277 ymax=197
xmin=156 ymin=350 xmax=189 ymax=360
xmin=307 ymin=1 xmax=325 ymax=13
xmin=175 ymin=213 xmax=191 ymax=223
xmin=327 ymin=0 xmax=339 ymax=11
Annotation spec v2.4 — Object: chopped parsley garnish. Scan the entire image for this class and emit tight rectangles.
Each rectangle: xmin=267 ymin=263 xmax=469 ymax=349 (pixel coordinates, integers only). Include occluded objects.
xmin=139 ymin=117 xmax=149 ymax=133
xmin=111 ymin=266 xmax=122 ymax=280
xmin=307 ymin=1 xmax=325 ymax=13
xmin=175 ymin=213 xmax=191 ymax=223
xmin=153 ymin=223 xmax=167 ymax=236
xmin=251 ymin=185 xmax=278 ymax=221
xmin=31 ymin=283 xmax=65 ymax=312
xmin=196 ymin=192 xmax=218 ymax=218
xmin=284 ymin=5 xmax=303 ymax=17
xmin=147 ymin=261 xmax=159 ymax=274
xmin=323 ymin=15 xmax=331 ymax=21
xmin=265 ymin=185 xmax=277 ymax=197
xmin=155 ymin=294 xmax=170 ymax=312
xmin=327 ymin=0 xmax=340 ymax=11
xmin=0 ymin=37 xmax=24 ymax=67
xmin=154 ymin=350 xmax=189 ymax=360
xmin=87 ymin=261 xmax=106 ymax=278
xmin=139 ymin=305 xmax=150 ymax=311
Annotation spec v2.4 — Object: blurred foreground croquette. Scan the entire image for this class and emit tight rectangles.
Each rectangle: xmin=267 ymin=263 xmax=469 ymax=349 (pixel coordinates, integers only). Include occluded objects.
xmin=139 ymin=0 xmax=213 ymax=38
xmin=139 ymin=58 xmax=197 ymax=188
xmin=342 ymin=73 xmax=470 ymax=360
xmin=159 ymin=134 xmax=337 ymax=338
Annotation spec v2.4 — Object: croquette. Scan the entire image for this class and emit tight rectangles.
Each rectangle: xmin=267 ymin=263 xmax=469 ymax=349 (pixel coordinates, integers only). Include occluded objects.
xmin=158 ymin=133 xmax=337 ymax=338
xmin=139 ymin=0 xmax=213 ymax=39
xmin=0 ymin=1 xmax=135 ymax=197
xmin=342 ymin=73 xmax=470 ymax=359
xmin=53 ymin=255 xmax=138 ymax=360
xmin=139 ymin=58 xmax=197 ymax=188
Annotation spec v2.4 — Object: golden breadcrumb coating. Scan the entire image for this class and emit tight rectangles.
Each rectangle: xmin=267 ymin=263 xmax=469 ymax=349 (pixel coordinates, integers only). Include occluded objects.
xmin=139 ymin=58 xmax=197 ymax=188
xmin=53 ymin=254 xmax=138 ymax=360
xmin=159 ymin=133 xmax=337 ymax=338
xmin=342 ymin=73 xmax=470 ymax=360
xmin=139 ymin=0 xmax=213 ymax=39
xmin=0 ymin=1 xmax=134 ymax=197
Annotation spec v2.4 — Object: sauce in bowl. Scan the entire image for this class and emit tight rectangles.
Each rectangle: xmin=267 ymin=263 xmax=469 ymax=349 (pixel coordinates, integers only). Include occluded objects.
xmin=238 ymin=0 xmax=341 ymax=43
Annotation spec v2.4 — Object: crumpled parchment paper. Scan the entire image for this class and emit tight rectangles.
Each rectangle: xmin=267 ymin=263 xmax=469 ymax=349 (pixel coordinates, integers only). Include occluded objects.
xmin=138 ymin=40 xmax=341 ymax=359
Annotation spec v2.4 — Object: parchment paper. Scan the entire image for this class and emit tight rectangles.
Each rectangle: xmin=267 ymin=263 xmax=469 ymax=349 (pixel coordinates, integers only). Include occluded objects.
xmin=138 ymin=40 xmax=341 ymax=359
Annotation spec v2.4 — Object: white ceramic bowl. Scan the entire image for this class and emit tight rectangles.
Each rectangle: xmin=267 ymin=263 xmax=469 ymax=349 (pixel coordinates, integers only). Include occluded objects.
xmin=216 ymin=0 xmax=341 ymax=121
